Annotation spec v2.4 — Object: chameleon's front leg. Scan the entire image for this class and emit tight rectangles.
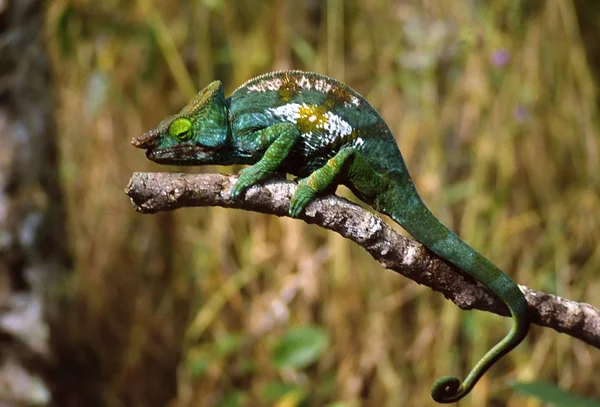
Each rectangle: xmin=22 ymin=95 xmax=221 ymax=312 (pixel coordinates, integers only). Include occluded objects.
xmin=231 ymin=123 xmax=300 ymax=199
xmin=289 ymin=146 xmax=389 ymax=217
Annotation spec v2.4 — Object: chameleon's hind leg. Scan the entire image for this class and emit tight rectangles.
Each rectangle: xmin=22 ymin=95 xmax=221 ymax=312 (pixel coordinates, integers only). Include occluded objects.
xmin=231 ymin=123 xmax=300 ymax=199
xmin=289 ymin=146 xmax=390 ymax=217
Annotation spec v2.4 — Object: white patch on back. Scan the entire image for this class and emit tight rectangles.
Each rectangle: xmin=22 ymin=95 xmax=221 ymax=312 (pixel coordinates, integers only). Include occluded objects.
xmin=301 ymin=131 xmax=314 ymax=155
xmin=313 ymin=79 xmax=332 ymax=93
xmin=268 ymin=103 xmax=353 ymax=146
xmin=321 ymin=111 xmax=352 ymax=140
xmin=247 ymin=78 xmax=283 ymax=93
xmin=295 ymin=76 xmax=312 ymax=90
xmin=352 ymin=137 xmax=365 ymax=149
xmin=269 ymin=103 xmax=302 ymax=123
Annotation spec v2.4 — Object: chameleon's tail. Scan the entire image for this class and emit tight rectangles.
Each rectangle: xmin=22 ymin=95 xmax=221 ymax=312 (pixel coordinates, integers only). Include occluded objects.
xmin=387 ymin=190 xmax=530 ymax=403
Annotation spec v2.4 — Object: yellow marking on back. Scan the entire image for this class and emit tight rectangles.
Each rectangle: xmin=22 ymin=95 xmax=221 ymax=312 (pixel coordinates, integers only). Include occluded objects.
xmin=296 ymin=104 xmax=329 ymax=134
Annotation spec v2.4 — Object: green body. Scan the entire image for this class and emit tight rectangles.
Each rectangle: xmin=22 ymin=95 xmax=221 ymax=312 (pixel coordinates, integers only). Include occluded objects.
xmin=132 ymin=70 xmax=530 ymax=403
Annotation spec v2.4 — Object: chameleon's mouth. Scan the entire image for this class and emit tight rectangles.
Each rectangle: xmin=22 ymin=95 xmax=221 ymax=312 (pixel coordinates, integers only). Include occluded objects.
xmin=145 ymin=144 xmax=214 ymax=165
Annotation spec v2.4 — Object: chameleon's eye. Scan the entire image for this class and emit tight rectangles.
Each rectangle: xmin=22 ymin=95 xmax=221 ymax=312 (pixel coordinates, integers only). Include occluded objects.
xmin=168 ymin=117 xmax=193 ymax=142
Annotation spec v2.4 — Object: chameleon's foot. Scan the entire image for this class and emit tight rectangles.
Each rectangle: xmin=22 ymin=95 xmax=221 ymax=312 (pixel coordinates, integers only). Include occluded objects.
xmin=231 ymin=166 xmax=263 ymax=200
xmin=289 ymin=179 xmax=317 ymax=217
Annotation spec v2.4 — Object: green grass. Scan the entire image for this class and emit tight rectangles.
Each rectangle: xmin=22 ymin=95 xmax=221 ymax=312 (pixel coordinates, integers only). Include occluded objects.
xmin=48 ymin=1 xmax=600 ymax=406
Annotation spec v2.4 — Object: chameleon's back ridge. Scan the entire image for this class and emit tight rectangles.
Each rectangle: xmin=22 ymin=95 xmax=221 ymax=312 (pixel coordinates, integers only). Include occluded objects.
xmin=132 ymin=70 xmax=530 ymax=403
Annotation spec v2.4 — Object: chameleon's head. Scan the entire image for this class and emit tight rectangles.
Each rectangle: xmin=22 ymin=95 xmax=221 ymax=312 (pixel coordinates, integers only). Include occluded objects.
xmin=131 ymin=81 xmax=229 ymax=165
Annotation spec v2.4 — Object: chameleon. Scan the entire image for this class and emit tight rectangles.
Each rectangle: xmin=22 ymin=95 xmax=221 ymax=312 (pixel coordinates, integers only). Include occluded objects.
xmin=131 ymin=70 xmax=530 ymax=403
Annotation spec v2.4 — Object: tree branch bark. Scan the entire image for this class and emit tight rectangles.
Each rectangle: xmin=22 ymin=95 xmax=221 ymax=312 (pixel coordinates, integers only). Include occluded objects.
xmin=125 ymin=171 xmax=600 ymax=350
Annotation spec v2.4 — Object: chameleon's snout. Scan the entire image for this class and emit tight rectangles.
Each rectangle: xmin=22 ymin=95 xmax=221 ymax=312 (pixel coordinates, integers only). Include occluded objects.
xmin=131 ymin=129 xmax=160 ymax=149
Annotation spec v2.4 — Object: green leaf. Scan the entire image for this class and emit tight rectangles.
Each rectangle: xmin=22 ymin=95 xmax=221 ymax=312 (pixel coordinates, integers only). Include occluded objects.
xmin=272 ymin=326 xmax=329 ymax=369
xmin=511 ymin=381 xmax=600 ymax=407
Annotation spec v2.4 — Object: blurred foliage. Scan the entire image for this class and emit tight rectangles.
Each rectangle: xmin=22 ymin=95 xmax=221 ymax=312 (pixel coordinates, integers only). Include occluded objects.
xmin=511 ymin=381 xmax=600 ymax=407
xmin=271 ymin=325 xmax=329 ymax=369
xmin=45 ymin=0 xmax=600 ymax=406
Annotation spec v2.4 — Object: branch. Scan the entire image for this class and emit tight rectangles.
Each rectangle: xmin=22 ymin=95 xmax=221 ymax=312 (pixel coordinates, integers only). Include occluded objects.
xmin=125 ymin=172 xmax=600 ymax=349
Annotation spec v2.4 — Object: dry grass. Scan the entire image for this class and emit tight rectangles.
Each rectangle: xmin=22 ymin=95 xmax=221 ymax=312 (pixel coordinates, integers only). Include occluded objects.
xmin=46 ymin=1 xmax=600 ymax=406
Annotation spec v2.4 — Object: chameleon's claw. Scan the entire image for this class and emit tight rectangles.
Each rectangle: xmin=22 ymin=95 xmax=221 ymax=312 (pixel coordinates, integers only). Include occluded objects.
xmin=289 ymin=181 xmax=317 ymax=218
xmin=230 ymin=180 xmax=246 ymax=200
xmin=231 ymin=166 xmax=261 ymax=200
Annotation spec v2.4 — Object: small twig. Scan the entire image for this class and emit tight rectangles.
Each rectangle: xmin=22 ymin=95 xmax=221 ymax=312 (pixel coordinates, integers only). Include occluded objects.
xmin=125 ymin=171 xmax=600 ymax=349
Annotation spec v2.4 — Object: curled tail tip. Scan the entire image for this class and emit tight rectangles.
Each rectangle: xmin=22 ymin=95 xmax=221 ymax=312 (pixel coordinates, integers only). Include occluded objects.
xmin=430 ymin=376 xmax=466 ymax=404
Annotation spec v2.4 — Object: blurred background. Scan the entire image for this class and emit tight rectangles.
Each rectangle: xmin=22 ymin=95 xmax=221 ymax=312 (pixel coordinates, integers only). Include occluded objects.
xmin=2 ymin=0 xmax=600 ymax=406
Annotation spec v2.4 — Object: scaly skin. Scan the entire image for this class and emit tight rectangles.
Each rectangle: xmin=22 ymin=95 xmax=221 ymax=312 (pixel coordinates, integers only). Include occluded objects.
xmin=132 ymin=70 xmax=530 ymax=403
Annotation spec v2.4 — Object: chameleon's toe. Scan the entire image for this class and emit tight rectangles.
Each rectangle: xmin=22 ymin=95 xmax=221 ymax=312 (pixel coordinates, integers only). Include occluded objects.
xmin=289 ymin=181 xmax=316 ymax=217
xmin=230 ymin=180 xmax=246 ymax=200
xmin=231 ymin=167 xmax=260 ymax=200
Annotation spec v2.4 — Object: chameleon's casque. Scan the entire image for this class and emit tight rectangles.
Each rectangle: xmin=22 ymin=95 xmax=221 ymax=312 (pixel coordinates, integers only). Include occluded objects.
xmin=132 ymin=70 xmax=530 ymax=403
